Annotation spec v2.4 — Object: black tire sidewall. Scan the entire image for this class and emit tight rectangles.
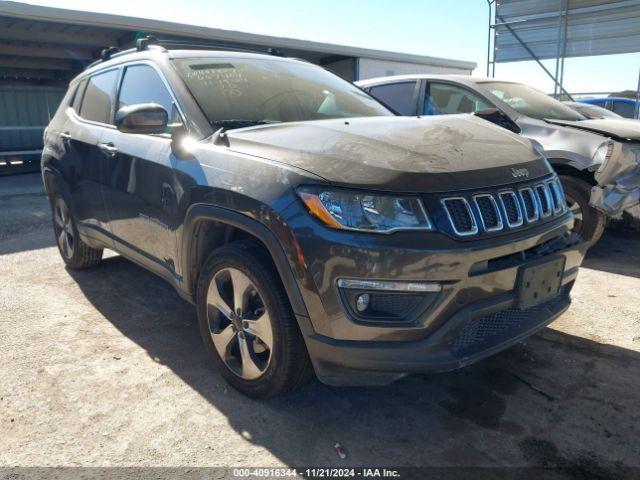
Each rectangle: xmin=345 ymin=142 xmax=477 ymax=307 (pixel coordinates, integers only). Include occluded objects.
xmin=559 ymin=175 xmax=606 ymax=245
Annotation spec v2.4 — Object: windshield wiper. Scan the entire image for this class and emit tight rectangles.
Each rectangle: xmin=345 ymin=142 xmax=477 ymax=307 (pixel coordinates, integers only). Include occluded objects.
xmin=210 ymin=119 xmax=275 ymax=131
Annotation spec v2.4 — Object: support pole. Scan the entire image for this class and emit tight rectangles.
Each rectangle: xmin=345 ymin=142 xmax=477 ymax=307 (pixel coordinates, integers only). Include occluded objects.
xmin=553 ymin=0 xmax=563 ymax=97
xmin=633 ymin=69 xmax=640 ymax=120
xmin=496 ymin=14 xmax=574 ymax=100
xmin=558 ymin=0 xmax=569 ymax=100
xmin=486 ymin=0 xmax=496 ymax=77
xmin=486 ymin=0 xmax=492 ymax=76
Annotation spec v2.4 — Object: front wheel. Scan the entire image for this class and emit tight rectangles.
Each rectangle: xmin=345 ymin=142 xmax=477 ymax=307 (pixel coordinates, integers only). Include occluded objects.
xmin=559 ymin=175 xmax=606 ymax=245
xmin=196 ymin=241 xmax=313 ymax=399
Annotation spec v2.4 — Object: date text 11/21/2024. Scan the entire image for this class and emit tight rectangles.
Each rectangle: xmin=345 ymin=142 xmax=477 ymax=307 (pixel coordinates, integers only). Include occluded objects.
xmin=232 ymin=468 xmax=401 ymax=478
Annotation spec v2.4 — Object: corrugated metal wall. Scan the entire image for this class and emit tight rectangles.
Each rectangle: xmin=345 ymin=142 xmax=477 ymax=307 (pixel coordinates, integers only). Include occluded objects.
xmin=357 ymin=58 xmax=473 ymax=80
xmin=0 ymin=84 xmax=66 ymax=153
xmin=322 ymin=58 xmax=357 ymax=81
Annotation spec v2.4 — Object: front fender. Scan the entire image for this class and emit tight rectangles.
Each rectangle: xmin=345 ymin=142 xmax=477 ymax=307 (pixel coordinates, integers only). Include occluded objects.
xmin=181 ymin=203 xmax=311 ymax=322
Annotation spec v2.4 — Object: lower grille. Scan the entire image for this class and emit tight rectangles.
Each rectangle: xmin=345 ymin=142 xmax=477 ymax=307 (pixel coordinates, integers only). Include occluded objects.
xmin=452 ymin=294 xmax=567 ymax=353
xmin=369 ymin=294 xmax=422 ymax=317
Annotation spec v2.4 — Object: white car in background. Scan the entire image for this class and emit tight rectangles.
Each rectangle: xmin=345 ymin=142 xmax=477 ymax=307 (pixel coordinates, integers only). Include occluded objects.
xmin=358 ymin=75 xmax=640 ymax=244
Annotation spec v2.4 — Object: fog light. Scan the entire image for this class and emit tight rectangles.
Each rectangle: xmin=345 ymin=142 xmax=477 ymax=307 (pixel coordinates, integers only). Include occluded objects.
xmin=356 ymin=293 xmax=370 ymax=312
xmin=337 ymin=278 xmax=442 ymax=324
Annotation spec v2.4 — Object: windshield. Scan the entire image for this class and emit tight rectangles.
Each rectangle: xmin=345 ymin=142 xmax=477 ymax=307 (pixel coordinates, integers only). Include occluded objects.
xmin=480 ymin=81 xmax=586 ymax=121
xmin=172 ymin=57 xmax=393 ymax=127
xmin=571 ymin=103 xmax=621 ymax=119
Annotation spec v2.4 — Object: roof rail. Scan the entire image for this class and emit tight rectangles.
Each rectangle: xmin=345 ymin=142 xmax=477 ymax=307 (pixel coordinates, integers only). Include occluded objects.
xmin=136 ymin=35 xmax=160 ymax=51
xmin=85 ymin=36 xmax=284 ymax=70
xmin=100 ymin=46 xmax=119 ymax=61
xmin=151 ymin=38 xmax=285 ymax=56
xmin=86 ymin=47 xmax=121 ymax=69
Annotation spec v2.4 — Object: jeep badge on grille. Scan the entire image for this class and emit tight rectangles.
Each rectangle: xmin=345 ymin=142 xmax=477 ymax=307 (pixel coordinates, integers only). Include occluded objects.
xmin=511 ymin=167 xmax=530 ymax=178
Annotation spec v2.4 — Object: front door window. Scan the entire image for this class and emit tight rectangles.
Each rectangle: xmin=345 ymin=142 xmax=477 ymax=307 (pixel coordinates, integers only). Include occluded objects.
xmin=424 ymin=82 xmax=491 ymax=115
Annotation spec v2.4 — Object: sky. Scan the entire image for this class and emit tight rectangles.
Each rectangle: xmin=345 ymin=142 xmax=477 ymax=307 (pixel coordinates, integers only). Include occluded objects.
xmin=22 ymin=0 xmax=640 ymax=95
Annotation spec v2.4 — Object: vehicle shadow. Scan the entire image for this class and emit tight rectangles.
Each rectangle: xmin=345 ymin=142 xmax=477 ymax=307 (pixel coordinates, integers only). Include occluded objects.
xmin=66 ymin=250 xmax=640 ymax=474
xmin=582 ymin=229 xmax=640 ymax=279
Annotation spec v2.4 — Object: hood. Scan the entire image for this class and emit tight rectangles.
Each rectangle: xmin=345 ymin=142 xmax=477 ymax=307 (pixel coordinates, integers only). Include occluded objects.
xmin=223 ymin=115 xmax=552 ymax=193
xmin=545 ymin=118 xmax=640 ymax=142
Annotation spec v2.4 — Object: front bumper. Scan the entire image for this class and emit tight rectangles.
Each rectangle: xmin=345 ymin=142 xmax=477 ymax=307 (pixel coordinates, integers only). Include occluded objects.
xmin=303 ymin=284 xmax=572 ymax=386
xmin=285 ymin=207 xmax=587 ymax=386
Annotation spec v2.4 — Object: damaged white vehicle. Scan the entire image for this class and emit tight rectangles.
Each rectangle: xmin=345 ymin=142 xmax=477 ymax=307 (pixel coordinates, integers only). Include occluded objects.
xmin=358 ymin=75 xmax=640 ymax=244
xmin=578 ymin=123 xmax=640 ymax=223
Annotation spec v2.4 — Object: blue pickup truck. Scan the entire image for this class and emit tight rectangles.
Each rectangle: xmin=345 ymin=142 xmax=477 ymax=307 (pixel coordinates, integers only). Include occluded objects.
xmin=580 ymin=97 xmax=639 ymax=119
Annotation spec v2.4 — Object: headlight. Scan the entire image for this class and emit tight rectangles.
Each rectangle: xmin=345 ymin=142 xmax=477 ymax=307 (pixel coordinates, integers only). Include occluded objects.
xmin=592 ymin=140 xmax=614 ymax=165
xmin=297 ymin=187 xmax=433 ymax=233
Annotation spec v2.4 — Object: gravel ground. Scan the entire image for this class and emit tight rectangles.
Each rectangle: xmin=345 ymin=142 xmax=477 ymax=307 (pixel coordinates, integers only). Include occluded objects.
xmin=1 ymin=174 xmax=639 ymax=478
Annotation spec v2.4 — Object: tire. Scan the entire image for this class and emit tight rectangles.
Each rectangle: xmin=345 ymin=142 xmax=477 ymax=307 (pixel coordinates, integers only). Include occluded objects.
xmin=50 ymin=191 xmax=103 ymax=269
xmin=196 ymin=240 xmax=313 ymax=399
xmin=559 ymin=175 xmax=606 ymax=245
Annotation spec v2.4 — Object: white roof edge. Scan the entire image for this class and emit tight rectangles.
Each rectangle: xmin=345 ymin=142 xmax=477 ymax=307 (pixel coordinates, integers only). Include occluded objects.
xmin=357 ymin=74 xmax=507 ymax=85
xmin=0 ymin=1 xmax=477 ymax=70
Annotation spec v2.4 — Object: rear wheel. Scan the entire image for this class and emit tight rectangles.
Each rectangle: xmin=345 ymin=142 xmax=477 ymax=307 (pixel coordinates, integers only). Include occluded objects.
xmin=51 ymin=193 xmax=103 ymax=269
xmin=196 ymin=241 xmax=313 ymax=398
xmin=559 ymin=175 xmax=606 ymax=245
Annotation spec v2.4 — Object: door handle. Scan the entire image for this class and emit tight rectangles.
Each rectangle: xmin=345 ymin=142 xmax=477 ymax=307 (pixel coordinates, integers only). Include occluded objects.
xmin=60 ymin=132 xmax=72 ymax=140
xmin=98 ymin=142 xmax=118 ymax=156
xmin=160 ymin=183 xmax=174 ymax=206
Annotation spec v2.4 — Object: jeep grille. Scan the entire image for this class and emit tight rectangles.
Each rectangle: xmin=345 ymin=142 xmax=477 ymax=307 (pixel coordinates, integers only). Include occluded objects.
xmin=439 ymin=176 xmax=566 ymax=238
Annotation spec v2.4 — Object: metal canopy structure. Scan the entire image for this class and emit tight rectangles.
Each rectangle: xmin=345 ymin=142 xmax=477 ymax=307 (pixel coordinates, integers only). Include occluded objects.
xmin=495 ymin=0 xmax=640 ymax=61
xmin=0 ymin=1 xmax=475 ymax=84
xmin=487 ymin=0 xmax=640 ymax=98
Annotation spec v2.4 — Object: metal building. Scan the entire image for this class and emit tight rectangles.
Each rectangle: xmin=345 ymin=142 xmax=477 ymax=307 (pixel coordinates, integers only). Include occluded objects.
xmin=0 ymin=1 xmax=476 ymax=175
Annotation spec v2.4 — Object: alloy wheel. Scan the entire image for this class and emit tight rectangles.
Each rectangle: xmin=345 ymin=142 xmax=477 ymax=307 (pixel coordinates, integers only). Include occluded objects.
xmin=206 ymin=267 xmax=273 ymax=380
xmin=54 ymin=197 xmax=74 ymax=259
xmin=565 ymin=193 xmax=583 ymax=234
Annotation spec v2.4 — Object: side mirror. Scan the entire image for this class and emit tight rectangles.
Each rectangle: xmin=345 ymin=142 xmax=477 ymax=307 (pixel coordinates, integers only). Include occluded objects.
xmin=115 ymin=103 xmax=168 ymax=135
xmin=473 ymin=108 xmax=521 ymax=134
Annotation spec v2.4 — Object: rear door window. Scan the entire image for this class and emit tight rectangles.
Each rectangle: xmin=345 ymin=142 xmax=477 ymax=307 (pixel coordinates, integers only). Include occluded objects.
xmin=117 ymin=64 xmax=180 ymax=123
xmin=425 ymin=82 xmax=491 ymax=115
xmin=71 ymin=80 xmax=87 ymax=112
xmin=368 ymin=81 xmax=418 ymax=115
xmin=79 ymin=69 xmax=118 ymax=124
xmin=611 ymin=101 xmax=635 ymax=118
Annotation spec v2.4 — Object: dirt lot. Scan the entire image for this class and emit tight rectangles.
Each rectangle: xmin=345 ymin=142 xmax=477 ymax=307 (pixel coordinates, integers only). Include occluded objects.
xmin=1 ymin=174 xmax=639 ymax=477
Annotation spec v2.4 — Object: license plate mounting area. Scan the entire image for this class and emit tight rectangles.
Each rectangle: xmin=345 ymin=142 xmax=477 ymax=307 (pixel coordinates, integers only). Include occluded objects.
xmin=517 ymin=257 xmax=565 ymax=310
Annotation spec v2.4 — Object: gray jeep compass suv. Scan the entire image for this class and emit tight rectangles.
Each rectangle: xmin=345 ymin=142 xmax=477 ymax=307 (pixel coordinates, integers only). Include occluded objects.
xmin=42 ymin=39 xmax=587 ymax=398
